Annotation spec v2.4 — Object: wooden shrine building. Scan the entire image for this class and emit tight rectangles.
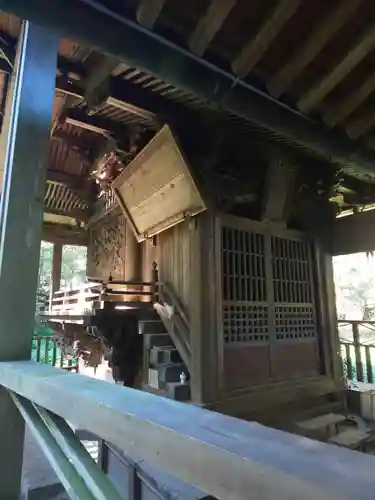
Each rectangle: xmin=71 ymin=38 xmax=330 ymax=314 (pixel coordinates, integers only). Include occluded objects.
xmin=3 ymin=1 xmax=375 ymax=499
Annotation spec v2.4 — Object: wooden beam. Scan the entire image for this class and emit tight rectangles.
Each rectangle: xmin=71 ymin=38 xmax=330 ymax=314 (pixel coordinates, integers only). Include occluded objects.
xmin=330 ymin=210 xmax=375 ymax=255
xmin=84 ymin=54 xmax=125 ymax=98
xmin=42 ymin=223 xmax=88 ymax=246
xmin=47 ymin=170 xmax=82 ymax=188
xmin=189 ymin=0 xmax=236 ymax=56
xmin=267 ymin=0 xmax=359 ymax=98
xmin=346 ymin=110 xmax=375 ymax=140
xmin=232 ymin=0 xmax=300 ymax=78
xmin=44 ymin=207 xmax=89 ymax=222
xmin=323 ymin=72 xmax=375 ymax=127
xmin=298 ymin=20 xmax=375 ymax=114
xmin=137 ymin=0 xmax=166 ymax=29
xmin=261 ymin=154 xmax=297 ymax=224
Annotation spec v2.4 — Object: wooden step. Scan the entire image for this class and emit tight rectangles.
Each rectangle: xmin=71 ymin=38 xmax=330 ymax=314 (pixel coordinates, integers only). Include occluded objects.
xmin=328 ymin=429 xmax=369 ymax=450
xmin=297 ymin=413 xmax=346 ymax=431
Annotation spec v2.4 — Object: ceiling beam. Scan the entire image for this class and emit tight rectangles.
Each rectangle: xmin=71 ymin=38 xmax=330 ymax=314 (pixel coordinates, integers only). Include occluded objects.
xmin=84 ymin=54 xmax=126 ymax=97
xmin=267 ymin=0 xmax=359 ymax=99
xmin=298 ymin=20 xmax=375 ymax=114
xmin=323 ymin=72 xmax=375 ymax=128
xmin=44 ymin=206 xmax=89 ymax=223
xmin=232 ymin=0 xmax=300 ymax=78
xmin=189 ymin=0 xmax=236 ymax=56
xmin=47 ymin=170 xmax=82 ymax=187
xmin=137 ymin=0 xmax=166 ymax=29
xmin=42 ymin=222 xmax=88 ymax=246
xmin=6 ymin=0 xmax=375 ymax=176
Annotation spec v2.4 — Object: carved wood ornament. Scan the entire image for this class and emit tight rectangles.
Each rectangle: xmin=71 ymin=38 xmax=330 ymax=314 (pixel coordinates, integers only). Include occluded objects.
xmin=88 ymin=212 xmax=127 ymax=281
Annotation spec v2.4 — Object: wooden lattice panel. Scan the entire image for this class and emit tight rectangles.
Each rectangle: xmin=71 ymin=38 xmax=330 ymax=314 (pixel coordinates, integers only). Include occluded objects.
xmin=220 ymin=216 xmax=319 ymax=386
xmin=275 ymin=306 xmax=316 ymax=341
xmin=223 ymin=305 xmax=269 ymax=343
xmin=271 ymin=237 xmax=313 ymax=304
xmin=222 ymin=227 xmax=266 ymax=303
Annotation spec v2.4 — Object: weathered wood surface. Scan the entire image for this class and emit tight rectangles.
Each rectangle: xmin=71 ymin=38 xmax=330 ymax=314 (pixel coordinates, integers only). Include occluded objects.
xmin=87 ymin=210 xmax=127 ymax=281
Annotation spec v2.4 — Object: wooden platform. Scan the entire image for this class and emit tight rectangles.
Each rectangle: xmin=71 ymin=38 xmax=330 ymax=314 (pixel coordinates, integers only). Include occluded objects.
xmin=328 ymin=429 xmax=370 ymax=449
xmin=297 ymin=413 xmax=346 ymax=431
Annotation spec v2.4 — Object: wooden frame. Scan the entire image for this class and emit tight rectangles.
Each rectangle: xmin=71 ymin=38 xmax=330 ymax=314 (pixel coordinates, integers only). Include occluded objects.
xmin=214 ymin=213 xmax=321 ymax=392
xmin=111 ymin=125 xmax=206 ymax=242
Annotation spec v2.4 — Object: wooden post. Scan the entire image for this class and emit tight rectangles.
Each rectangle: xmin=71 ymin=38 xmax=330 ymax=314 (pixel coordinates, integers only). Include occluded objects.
xmin=49 ymin=242 xmax=62 ymax=310
xmin=52 ymin=242 xmax=63 ymax=294
xmin=0 ymin=22 xmax=57 ymax=497
xmin=365 ymin=346 xmax=373 ymax=383
xmin=190 ymin=211 xmax=219 ymax=403
xmin=352 ymin=323 xmax=364 ymax=382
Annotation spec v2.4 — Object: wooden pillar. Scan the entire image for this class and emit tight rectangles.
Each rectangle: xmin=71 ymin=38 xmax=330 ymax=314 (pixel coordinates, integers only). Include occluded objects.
xmin=190 ymin=211 xmax=219 ymax=403
xmin=314 ymin=243 xmax=343 ymax=383
xmin=50 ymin=242 xmax=62 ymax=308
xmin=0 ymin=22 xmax=57 ymax=498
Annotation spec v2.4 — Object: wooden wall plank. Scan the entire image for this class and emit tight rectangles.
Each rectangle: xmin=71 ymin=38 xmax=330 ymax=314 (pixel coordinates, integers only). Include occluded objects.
xmin=267 ymin=0 xmax=359 ymax=98
xmin=137 ymin=0 xmax=166 ymax=29
xmin=232 ymin=0 xmax=300 ymax=78
xmin=189 ymin=0 xmax=236 ymax=56
xmin=298 ymin=20 xmax=375 ymax=114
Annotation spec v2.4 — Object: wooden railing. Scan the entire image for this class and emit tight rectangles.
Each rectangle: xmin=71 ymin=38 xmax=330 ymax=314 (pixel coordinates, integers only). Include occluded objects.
xmin=32 ymin=335 xmax=78 ymax=372
xmin=338 ymin=320 xmax=375 ymax=383
xmin=1 ymin=360 xmax=375 ymax=500
xmin=48 ymin=279 xmax=156 ymax=315
xmin=154 ymin=281 xmax=192 ymax=370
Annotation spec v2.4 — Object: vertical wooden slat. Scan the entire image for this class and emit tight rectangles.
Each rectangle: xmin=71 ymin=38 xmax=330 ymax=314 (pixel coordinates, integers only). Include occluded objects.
xmin=352 ymin=323 xmax=364 ymax=382
xmin=36 ymin=338 xmax=41 ymax=362
xmin=366 ymin=346 xmax=373 ymax=383
xmin=345 ymin=343 xmax=353 ymax=380
xmin=128 ymin=464 xmax=142 ymax=500
xmin=44 ymin=338 xmax=49 ymax=364
xmin=52 ymin=340 xmax=57 ymax=367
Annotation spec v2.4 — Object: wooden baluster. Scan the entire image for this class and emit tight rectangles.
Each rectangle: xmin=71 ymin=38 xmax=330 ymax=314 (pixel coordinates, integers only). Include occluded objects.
xmin=44 ymin=338 xmax=49 ymax=365
xmin=52 ymin=339 xmax=57 ymax=367
xmin=353 ymin=323 xmax=364 ymax=382
xmin=36 ymin=338 xmax=41 ymax=363
xmin=151 ymin=261 xmax=159 ymax=302
xmin=366 ymin=346 xmax=373 ymax=383
xmin=345 ymin=343 xmax=353 ymax=380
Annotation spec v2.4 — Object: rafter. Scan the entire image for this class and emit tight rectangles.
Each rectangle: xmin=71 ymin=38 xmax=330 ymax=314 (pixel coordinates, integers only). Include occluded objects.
xmin=189 ymin=0 xmax=236 ymax=56
xmin=323 ymin=73 xmax=375 ymax=127
xmin=232 ymin=0 xmax=300 ymax=78
xmin=298 ymin=20 xmax=375 ymax=114
xmin=137 ymin=0 xmax=166 ymax=29
xmin=267 ymin=0 xmax=359 ymax=98
xmin=346 ymin=111 xmax=375 ymax=140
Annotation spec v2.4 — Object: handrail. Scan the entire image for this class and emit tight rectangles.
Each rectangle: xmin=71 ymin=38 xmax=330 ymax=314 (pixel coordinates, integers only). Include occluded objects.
xmin=154 ymin=281 xmax=192 ymax=370
xmin=1 ymin=361 xmax=375 ymax=500
xmin=338 ymin=319 xmax=375 ymax=384
xmin=158 ymin=281 xmax=190 ymax=332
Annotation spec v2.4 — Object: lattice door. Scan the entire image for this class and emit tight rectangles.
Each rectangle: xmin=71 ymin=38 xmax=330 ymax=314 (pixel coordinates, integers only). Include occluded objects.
xmin=220 ymin=217 xmax=319 ymax=387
